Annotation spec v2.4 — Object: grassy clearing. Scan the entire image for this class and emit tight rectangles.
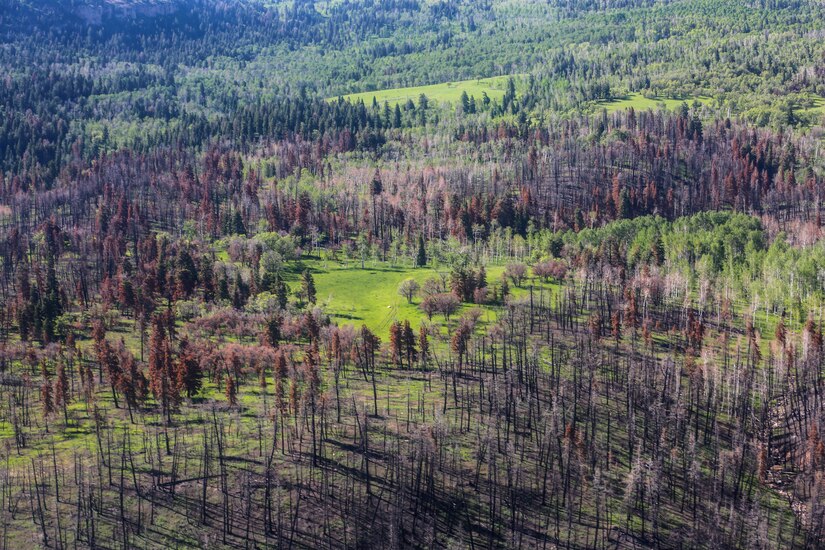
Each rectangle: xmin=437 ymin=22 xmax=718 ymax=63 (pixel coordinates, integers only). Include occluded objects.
xmin=594 ymin=93 xmax=713 ymax=113
xmin=310 ymin=262 xmax=442 ymax=331
xmin=296 ymin=257 xmax=555 ymax=338
xmin=302 ymin=258 xmax=504 ymax=334
xmin=799 ymin=94 xmax=825 ymax=120
xmin=332 ymin=76 xmax=512 ymax=107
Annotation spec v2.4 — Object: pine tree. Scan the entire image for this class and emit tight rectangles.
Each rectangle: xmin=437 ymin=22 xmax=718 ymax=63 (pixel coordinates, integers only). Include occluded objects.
xmin=331 ymin=329 xmax=343 ymax=421
xmin=775 ymin=316 xmax=787 ymax=347
xmin=476 ymin=265 xmax=487 ymax=289
xmin=225 ymin=374 xmax=237 ymax=407
xmin=304 ymin=311 xmax=319 ymax=343
xmin=500 ymin=276 xmax=510 ymax=302
xmin=274 ymin=274 xmax=289 ymax=309
xmin=274 ymin=350 xmax=287 ymax=414
xmin=355 ymin=325 xmax=381 ymax=416
xmin=393 ymin=103 xmax=402 ymax=128
xmin=41 ymin=252 xmax=62 ymax=342
xmin=232 ymin=272 xmax=248 ymax=309
xmin=650 ymin=234 xmax=665 ymax=265
xmin=304 ymin=346 xmax=321 ymax=465
xmin=418 ymin=324 xmax=429 ymax=368
xmin=266 ymin=315 xmax=282 ymax=348
xmin=371 ymin=169 xmax=383 ymax=235
xmin=618 ymin=188 xmax=632 ymax=219
xmin=41 ymin=379 xmax=54 ymax=418
xmin=149 ymin=315 xmax=177 ymax=423
xmin=176 ymin=338 xmax=203 ymax=399
xmin=40 ymin=360 xmax=54 ymax=419
xmin=117 ymin=347 xmax=145 ymax=422
xmin=98 ymin=340 xmax=122 ymax=409
xmin=232 ymin=211 xmax=246 ymax=235
xmin=416 ymin=234 xmax=427 ymax=267
xmin=301 ymin=270 xmax=316 ymax=305
xmin=451 ymin=324 xmax=470 ymax=369
xmin=402 ymin=320 xmax=417 ymax=367
xmin=174 ymin=248 xmax=199 ymax=299
xmin=389 ymin=321 xmax=402 ymax=366
xmin=54 ymin=360 xmax=69 ymax=425
xmin=459 ymin=91 xmax=470 ymax=113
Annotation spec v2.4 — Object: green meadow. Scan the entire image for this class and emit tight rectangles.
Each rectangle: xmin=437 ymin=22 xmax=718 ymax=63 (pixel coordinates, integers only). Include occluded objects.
xmin=595 ymin=93 xmax=825 ymax=127
xmin=294 ymin=258 xmax=554 ymax=337
xmin=333 ymin=76 xmax=512 ymax=107
xmin=594 ymin=93 xmax=713 ymax=113
xmin=799 ymin=94 xmax=825 ymax=118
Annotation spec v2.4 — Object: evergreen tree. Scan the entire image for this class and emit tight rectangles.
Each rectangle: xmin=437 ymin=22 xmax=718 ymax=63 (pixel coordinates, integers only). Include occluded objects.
xmin=476 ymin=265 xmax=487 ymax=289
xmin=225 ymin=374 xmax=237 ymax=407
xmin=402 ymin=320 xmax=416 ymax=367
xmin=275 ymin=274 xmax=289 ymax=309
xmin=54 ymin=360 xmax=69 ymax=425
xmin=176 ymin=338 xmax=203 ymax=399
xmin=416 ymin=234 xmax=427 ymax=267
xmin=371 ymin=169 xmax=383 ymax=235
xmin=418 ymin=324 xmax=429 ymax=368
xmin=149 ymin=315 xmax=177 ymax=423
xmin=618 ymin=188 xmax=633 ymax=220
xmin=267 ymin=315 xmax=282 ymax=348
xmin=174 ymin=248 xmax=199 ymax=298
xmin=232 ymin=211 xmax=247 ymax=235
xmin=393 ymin=103 xmax=402 ymax=128
xmin=301 ymin=270 xmax=317 ymax=305
xmin=389 ymin=321 xmax=402 ymax=366
xmin=41 ymin=379 xmax=54 ymax=418
xmin=41 ymin=252 xmax=62 ymax=342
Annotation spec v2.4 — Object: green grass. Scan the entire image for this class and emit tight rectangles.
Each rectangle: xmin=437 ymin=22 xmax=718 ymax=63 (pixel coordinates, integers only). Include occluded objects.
xmin=594 ymin=93 xmax=713 ymax=113
xmin=311 ymin=263 xmax=436 ymax=332
xmin=306 ymin=259 xmax=498 ymax=335
xmin=332 ymin=76 xmax=512 ymax=107
xmin=799 ymin=95 xmax=825 ymax=119
xmin=300 ymin=258 xmax=553 ymax=338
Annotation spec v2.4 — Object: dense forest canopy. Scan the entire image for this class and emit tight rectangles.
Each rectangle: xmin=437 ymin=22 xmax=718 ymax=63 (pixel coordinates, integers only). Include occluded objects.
xmin=1 ymin=0 xmax=825 ymax=548
xmin=3 ymin=0 xmax=825 ymax=183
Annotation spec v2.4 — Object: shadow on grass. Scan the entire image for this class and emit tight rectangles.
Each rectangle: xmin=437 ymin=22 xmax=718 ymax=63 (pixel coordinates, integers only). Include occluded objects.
xmin=330 ymin=313 xmax=364 ymax=321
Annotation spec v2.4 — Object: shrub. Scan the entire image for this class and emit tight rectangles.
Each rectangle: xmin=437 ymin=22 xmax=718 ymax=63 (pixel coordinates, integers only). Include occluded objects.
xmin=505 ymin=262 xmax=528 ymax=287
xmin=533 ymin=259 xmax=567 ymax=282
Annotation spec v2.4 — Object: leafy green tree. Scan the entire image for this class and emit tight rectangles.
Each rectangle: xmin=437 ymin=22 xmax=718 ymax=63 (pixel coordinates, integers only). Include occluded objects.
xmin=357 ymin=233 xmax=371 ymax=269
xmin=260 ymin=250 xmax=284 ymax=290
